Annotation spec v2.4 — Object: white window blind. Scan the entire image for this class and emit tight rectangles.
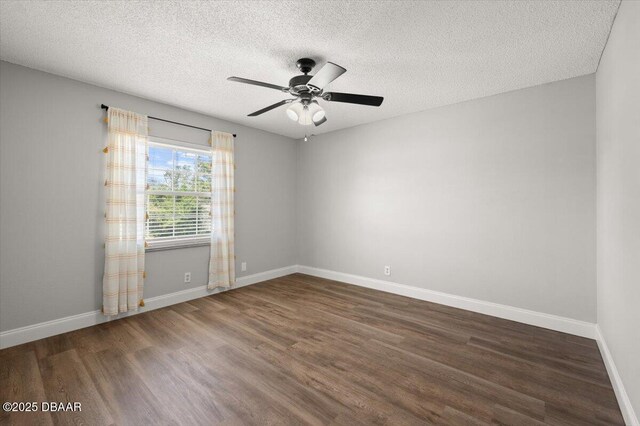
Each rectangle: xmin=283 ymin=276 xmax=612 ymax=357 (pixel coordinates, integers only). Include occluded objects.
xmin=145 ymin=139 xmax=211 ymax=248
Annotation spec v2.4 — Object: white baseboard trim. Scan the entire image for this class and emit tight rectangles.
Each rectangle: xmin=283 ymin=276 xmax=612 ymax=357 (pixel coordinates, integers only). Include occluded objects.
xmin=0 ymin=265 xmax=297 ymax=349
xmin=595 ymin=325 xmax=639 ymax=426
xmin=297 ymin=265 xmax=597 ymax=339
xmin=236 ymin=265 xmax=298 ymax=287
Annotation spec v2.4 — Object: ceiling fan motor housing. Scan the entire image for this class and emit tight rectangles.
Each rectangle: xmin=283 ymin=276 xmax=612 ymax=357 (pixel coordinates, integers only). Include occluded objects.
xmin=289 ymin=74 xmax=315 ymax=95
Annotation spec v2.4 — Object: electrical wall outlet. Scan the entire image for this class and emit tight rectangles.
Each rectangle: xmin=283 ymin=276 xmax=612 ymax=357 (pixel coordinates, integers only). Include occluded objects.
xmin=241 ymin=262 xmax=247 ymax=272
xmin=384 ymin=266 xmax=391 ymax=276
xmin=184 ymin=272 xmax=191 ymax=283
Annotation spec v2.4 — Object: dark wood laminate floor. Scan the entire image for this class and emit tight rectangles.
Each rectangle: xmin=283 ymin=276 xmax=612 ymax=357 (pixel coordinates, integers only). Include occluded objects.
xmin=1 ymin=274 xmax=623 ymax=425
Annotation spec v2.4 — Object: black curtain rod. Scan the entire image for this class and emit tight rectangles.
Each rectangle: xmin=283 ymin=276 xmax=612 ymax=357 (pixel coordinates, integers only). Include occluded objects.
xmin=101 ymin=104 xmax=236 ymax=137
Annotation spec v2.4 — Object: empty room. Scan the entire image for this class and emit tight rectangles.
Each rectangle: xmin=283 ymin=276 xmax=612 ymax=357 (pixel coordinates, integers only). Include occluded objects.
xmin=0 ymin=1 xmax=638 ymax=425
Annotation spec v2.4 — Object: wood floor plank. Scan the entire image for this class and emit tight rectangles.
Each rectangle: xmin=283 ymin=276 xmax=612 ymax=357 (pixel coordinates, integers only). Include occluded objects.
xmin=80 ymin=348 xmax=174 ymax=425
xmin=493 ymin=404 xmax=547 ymax=426
xmin=195 ymin=343 xmax=342 ymax=425
xmin=365 ymin=338 xmax=547 ymax=422
xmin=172 ymin=345 xmax=316 ymax=425
xmin=382 ymin=334 xmax=620 ymax=422
xmin=125 ymin=346 xmax=227 ymax=424
xmin=0 ymin=351 xmax=53 ymax=426
xmin=252 ymin=341 xmax=431 ymax=424
xmin=467 ymin=336 xmax=610 ymax=387
xmin=0 ymin=273 xmax=624 ymax=425
xmin=38 ymin=349 xmax=113 ymax=426
xmin=437 ymin=406 xmax=490 ymax=425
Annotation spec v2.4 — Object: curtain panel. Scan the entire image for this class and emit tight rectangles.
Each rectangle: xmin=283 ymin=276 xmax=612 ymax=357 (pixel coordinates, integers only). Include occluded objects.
xmin=103 ymin=107 xmax=148 ymax=315
xmin=208 ymin=131 xmax=235 ymax=290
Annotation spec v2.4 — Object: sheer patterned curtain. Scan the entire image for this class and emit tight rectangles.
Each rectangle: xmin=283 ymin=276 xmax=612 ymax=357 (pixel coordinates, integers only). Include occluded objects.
xmin=103 ymin=107 xmax=148 ymax=315
xmin=208 ymin=131 xmax=235 ymax=290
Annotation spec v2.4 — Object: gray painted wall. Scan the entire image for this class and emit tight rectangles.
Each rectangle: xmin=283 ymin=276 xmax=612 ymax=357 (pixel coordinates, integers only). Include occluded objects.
xmin=0 ymin=61 xmax=297 ymax=332
xmin=596 ymin=0 xmax=640 ymax=417
xmin=297 ymin=75 xmax=596 ymax=322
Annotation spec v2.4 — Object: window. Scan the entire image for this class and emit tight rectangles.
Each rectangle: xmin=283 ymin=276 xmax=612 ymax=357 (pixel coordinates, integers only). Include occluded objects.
xmin=146 ymin=138 xmax=212 ymax=249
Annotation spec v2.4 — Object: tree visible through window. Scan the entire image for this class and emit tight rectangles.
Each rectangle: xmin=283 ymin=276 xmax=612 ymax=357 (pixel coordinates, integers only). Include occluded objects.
xmin=146 ymin=141 xmax=212 ymax=243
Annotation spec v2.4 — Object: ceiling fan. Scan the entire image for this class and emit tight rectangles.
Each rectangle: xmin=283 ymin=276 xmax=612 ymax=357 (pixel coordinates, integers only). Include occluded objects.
xmin=228 ymin=58 xmax=384 ymax=127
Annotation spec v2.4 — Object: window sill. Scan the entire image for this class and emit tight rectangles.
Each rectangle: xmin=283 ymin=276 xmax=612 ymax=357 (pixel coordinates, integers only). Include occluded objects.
xmin=146 ymin=238 xmax=210 ymax=252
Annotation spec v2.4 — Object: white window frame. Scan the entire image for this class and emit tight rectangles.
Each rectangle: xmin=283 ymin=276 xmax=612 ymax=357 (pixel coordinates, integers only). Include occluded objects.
xmin=145 ymin=136 xmax=212 ymax=251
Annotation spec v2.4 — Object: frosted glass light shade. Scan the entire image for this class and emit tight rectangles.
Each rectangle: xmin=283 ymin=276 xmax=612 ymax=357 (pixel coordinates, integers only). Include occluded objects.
xmin=286 ymin=102 xmax=303 ymax=121
xmin=308 ymin=102 xmax=325 ymax=122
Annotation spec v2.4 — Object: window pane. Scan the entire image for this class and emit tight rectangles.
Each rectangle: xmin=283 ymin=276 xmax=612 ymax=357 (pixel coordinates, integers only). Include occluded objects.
xmin=173 ymin=171 xmax=195 ymax=192
xmin=149 ymin=146 xmax=173 ymax=170
xmin=197 ymin=154 xmax=212 ymax=174
xmin=148 ymin=169 xmax=172 ymax=191
xmin=148 ymin=195 xmax=173 ymax=216
xmin=146 ymin=144 xmax=212 ymax=241
xmin=147 ymin=195 xmax=174 ymax=238
xmin=196 ymin=196 xmax=211 ymax=235
xmin=197 ymin=173 xmax=211 ymax=192
xmin=174 ymin=216 xmax=197 ymax=236
xmin=147 ymin=216 xmax=174 ymax=238
xmin=196 ymin=196 xmax=211 ymax=215
xmin=175 ymin=195 xmax=197 ymax=216
xmin=198 ymin=217 xmax=212 ymax=235
xmin=176 ymin=151 xmax=196 ymax=173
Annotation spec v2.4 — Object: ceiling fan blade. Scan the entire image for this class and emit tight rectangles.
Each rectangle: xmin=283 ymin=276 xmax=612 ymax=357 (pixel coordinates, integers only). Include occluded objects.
xmin=307 ymin=62 xmax=346 ymax=90
xmin=323 ymin=92 xmax=384 ymax=107
xmin=247 ymin=99 xmax=293 ymax=116
xmin=228 ymin=76 xmax=289 ymax=92
xmin=313 ymin=116 xmax=327 ymax=126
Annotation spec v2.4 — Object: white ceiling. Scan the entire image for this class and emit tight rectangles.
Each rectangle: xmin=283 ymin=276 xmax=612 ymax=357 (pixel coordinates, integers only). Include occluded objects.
xmin=0 ymin=1 xmax=619 ymax=139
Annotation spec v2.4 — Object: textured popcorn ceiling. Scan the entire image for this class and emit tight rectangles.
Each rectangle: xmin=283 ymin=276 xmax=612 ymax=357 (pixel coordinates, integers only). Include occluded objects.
xmin=0 ymin=1 xmax=619 ymax=139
